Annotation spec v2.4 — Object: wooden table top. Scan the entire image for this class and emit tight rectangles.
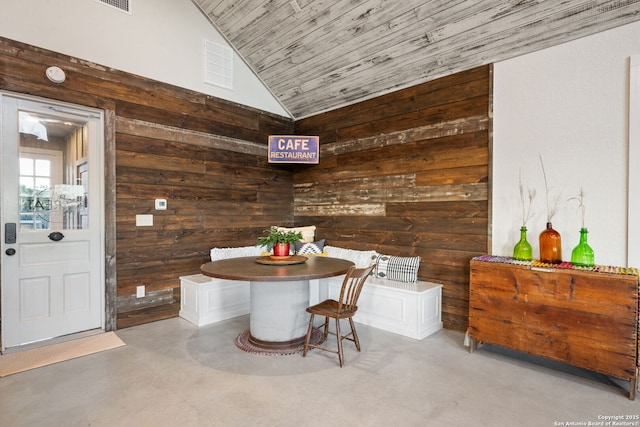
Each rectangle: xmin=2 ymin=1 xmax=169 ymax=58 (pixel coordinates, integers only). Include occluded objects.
xmin=200 ymin=256 xmax=354 ymax=282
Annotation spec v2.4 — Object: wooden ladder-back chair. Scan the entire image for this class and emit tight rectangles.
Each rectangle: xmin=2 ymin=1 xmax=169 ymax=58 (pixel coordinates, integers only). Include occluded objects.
xmin=302 ymin=264 xmax=376 ymax=367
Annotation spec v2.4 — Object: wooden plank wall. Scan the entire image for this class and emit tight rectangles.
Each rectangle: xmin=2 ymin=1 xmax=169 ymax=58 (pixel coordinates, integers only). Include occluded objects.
xmin=1 ymin=37 xmax=489 ymax=332
xmin=114 ymin=120 xmax=294 ymax=327
xmin=294 ymin=65 xmax=492 ymax=331
xmin=0 ymin=37 xmax=294 ymax=329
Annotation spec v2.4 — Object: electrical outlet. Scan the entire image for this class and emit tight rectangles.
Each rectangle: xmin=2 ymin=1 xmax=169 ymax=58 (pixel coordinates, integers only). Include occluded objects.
xmin=135 ymin=214 xmax=153 ymax=226
xmin=136 ymin=285 xmax=145 ymax=298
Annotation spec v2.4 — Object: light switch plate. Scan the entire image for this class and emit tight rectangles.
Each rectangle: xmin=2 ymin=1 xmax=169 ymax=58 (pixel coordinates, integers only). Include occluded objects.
xmin=155 ymin=199 xmax=167 ymax=210
xmin=136 ymin=214 xmax=153 ymax=226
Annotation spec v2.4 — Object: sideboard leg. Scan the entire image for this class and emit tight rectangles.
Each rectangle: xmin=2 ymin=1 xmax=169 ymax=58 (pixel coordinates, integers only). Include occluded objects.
xmin=629 ymin=378 xmax=636 ymax=401
xmin=469 ymin=338 xmax=478 ymax=353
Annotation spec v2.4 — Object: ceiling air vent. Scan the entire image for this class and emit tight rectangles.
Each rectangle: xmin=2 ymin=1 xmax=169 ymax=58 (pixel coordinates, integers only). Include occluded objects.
xmin=96 ymin=0 xmax=131 ymax=14
xmin=204 ymin=40 xmax=233 ymax=90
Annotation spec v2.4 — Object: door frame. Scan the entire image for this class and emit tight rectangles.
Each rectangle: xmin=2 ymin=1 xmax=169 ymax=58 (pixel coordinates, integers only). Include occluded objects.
xmin=0 ymin=91 xmax=116 ymax=348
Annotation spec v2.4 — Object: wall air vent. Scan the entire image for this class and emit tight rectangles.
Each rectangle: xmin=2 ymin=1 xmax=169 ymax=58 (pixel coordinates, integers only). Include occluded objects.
xmin=96 ymin=0 xmax=131 ymax=14
xmin=204 ymin=40 xmax=233 ymax=90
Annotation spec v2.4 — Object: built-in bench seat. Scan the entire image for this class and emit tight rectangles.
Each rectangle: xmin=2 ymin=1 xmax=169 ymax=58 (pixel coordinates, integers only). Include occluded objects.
xmin=179 ymin=272 xmax=443 ymax=340
xmin=179 ymin=274 xmax=250 ymax=327
xmin=322 ymin=276 xmax=442 ymax=340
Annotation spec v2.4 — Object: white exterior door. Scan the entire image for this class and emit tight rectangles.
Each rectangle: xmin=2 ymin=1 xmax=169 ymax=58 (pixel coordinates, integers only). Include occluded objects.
xmin=1 ymin=93 xmax=105 ymax=349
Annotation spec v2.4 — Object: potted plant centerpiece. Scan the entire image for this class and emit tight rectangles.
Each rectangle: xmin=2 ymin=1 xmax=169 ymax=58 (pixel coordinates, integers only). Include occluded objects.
xmin=257 ymin=226 xmax=303 ymax=257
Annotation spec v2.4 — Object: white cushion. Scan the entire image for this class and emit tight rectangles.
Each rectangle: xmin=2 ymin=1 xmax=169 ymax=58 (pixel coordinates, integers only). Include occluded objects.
xmin=210 ymin=245 xmax=263 ymax=261
xmin=324 ymin=245 xmax=378 ymax=268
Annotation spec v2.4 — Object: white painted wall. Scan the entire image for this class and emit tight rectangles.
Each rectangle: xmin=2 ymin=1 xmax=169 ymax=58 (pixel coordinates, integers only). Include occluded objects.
xmin=493 ymin=20 xmax=640 ymax=267
xmin=0 ymin=0 xmax=290 ymax=118
xmin=629 ymin=55 xmax=640 ymax=268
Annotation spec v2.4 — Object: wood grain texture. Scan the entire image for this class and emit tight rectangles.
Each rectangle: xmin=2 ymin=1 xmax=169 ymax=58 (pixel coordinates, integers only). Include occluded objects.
xmin=104 ymin=108 xmax=118 ymax=332
xmin=468 ymin=260 xmax=638 ymax=390
xmin=294 ymin=66 xmax=491 ymax=330
xmin=114 ymin=120 xmax=295 ymax=321
xmin=197 ymin=0 xmax=640 ymax=118
xmin=0 ymin=37 xmax=294 ymax=329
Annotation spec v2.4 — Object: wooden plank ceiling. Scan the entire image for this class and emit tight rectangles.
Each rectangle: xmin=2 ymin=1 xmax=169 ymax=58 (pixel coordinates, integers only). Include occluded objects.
xmin=194 ymin=0 xmax=640 ymax=119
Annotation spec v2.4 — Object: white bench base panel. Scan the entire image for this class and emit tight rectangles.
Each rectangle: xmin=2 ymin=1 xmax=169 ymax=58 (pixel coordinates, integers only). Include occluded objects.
xmin=324 ymin=277 xmax=443 ymax=340
xmin=179 ymin=274 xmax=443 ymax=340
xmin=179 ymin=274 xmax=249 ymax=327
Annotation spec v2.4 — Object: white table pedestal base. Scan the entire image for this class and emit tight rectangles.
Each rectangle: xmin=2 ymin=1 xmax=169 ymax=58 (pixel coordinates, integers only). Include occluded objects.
xmin=249 ymin=280 xmax=310 ymax=349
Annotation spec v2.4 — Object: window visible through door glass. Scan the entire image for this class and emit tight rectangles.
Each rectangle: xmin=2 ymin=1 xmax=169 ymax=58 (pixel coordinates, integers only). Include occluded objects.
xmin=19 ymin=156 xmax=52 ymax=230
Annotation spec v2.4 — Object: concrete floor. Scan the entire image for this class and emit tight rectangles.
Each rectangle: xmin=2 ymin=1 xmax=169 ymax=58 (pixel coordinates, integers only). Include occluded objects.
xmin=1 ymin=315 xmax=639 ymax=427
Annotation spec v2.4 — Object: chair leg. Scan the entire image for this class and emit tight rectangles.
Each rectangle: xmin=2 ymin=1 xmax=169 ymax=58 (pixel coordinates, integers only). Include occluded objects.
xmin=303 ymin=314 xmax=315 ymax=357
xmin=349 ymin=318 xmax=361 ymax=352
xmin=335 ymin=318 xmax=343 ymax=367
xmin=322 ymin=317 xmax=330 ymax=342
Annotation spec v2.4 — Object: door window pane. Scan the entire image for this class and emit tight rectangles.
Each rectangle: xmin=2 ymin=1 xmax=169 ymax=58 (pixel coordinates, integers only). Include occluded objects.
xmin=34 ymin=159 xmax=50 ymax=177
xmin=34 ymin=177 xmax=50 ymax=191
xmin=19 ymin=110 xmax=88 ymax=231
xmin=20 ymin=158 xmax=33 ymax=175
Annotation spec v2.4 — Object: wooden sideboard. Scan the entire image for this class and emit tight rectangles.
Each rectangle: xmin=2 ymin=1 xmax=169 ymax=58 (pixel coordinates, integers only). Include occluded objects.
xmin=468 ymin=258 xmax=638 ymax=399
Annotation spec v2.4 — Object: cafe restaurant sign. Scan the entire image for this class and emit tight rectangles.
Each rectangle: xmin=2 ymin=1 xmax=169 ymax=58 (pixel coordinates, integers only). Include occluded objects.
xmin=268 ymin=135 xmax=319 ymax=164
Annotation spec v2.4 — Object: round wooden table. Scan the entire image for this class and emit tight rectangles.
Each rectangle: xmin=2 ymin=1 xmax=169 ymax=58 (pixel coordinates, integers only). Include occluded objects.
xmin=200 ymin=256 xmax=354 ymax=350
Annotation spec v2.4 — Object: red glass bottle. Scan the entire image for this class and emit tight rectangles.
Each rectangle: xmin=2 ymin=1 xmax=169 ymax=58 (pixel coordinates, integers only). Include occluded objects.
xmin=539 ymin=222 xmax=562 ymax=264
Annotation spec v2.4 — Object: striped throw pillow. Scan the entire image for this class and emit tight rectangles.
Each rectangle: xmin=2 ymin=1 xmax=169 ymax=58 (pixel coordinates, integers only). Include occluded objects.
xmin=372 ymin=254 xmax=421 ymax=283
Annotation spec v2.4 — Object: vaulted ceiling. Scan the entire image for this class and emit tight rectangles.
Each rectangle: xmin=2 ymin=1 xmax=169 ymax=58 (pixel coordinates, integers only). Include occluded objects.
xmin=194 ymin=0 xmax=640 ymax=119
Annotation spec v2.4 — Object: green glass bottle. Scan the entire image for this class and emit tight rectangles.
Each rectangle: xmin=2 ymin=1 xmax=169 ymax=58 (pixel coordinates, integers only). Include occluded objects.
xmin=571 ymin=228 xmax=594 ymax=267
xmin=513 ymin=226 xmax=533 ymax=261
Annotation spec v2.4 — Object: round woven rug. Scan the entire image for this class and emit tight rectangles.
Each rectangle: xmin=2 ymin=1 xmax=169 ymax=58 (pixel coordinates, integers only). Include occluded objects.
xmin=234 ymin=328 xmax=325 ymax=356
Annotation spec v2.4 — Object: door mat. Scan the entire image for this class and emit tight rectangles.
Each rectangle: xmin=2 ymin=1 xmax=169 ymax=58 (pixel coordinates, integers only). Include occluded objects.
xmin=0 ymin=331 xmax=125 ymax=377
